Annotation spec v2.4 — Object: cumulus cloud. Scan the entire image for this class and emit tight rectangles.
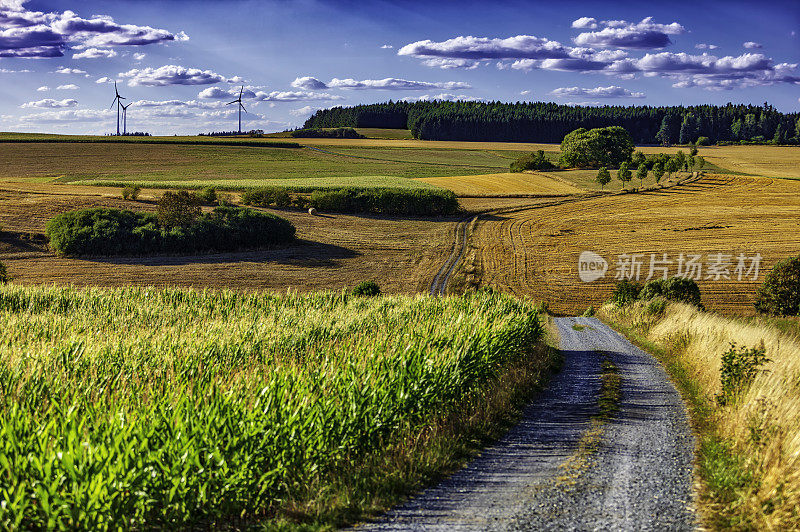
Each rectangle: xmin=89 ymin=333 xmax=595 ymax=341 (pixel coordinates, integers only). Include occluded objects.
xmin=380 ymin=44 xmax=393 ymax=49
xmin=743 ymin=41 xmax=763 ymax=49
xmin=573 ymin=17 xmax=685 ymax=49
xmin=0 ymin=0 xmax=184 ymax=58
xmin=401 ymin=93 xmax=486 ymax=102
xmin=571 ymin=17 xmax=598 ymax=29
xmin=72 ymin=47 xmax=116 ymax=59
xmin=55 ymin=66 xmax=86 ymax=74
xmin=290 ymin=105 xmax=321 ymax=117
xmin=132 ymin=52 xmax=145 ymax=61
xmin=291 ymin=76 xmax=328 ymax=90
xmin=550 ymin=85 xmax=645 ymax=98
xmin=95 ymin=76 xmax=112 ymax=83
xmin=422 ymin=58 xmax=481 ymax=69
xmin=120 ymin=65 xmax=232 ymax=87
xmin=398 ymin=35 xmax=570 ymax=66
xmin=695 ymin=43 xmax=718 ymax=50
xmin=36 ymin=85 xmax=48 ymax=91
xmin=21 ymin=98 xmax=77 ymax=108
xmin=56 ymin=83 xmax=78 ymax=90
xmin=9 ymin=108 xmax=113 ymax=123
xmin=252 ymin=90 xmax=343 ymax=102
xmin=327 ymin=77 xmax=471 ymax=90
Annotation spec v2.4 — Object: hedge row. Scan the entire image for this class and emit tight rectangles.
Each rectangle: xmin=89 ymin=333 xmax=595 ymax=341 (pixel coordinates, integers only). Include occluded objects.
xmin=309 ymin=187 xmax=459 ymax=215
xmin=46 ymin=206 xmax=296 ymax=256
xmin=290 ymin=128 xmax=364 ymax=139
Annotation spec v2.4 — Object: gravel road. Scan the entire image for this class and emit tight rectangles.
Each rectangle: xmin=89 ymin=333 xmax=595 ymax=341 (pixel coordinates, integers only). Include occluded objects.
xmin=354 ymin=317 xmax=696 ymax=531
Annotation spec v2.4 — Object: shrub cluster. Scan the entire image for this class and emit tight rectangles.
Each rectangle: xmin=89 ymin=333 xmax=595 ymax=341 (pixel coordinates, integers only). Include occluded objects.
xmin=290 ymin=127 xmax=365 ymax=139
xmin=716 ymin=342 xmax=770 ymax=406
xmin=121 ymin=185 xmax=141 ymax=201
xmin=310 ymin=187 xmax=459 ymax=215
xmin=352 ymin=280 xmax=381 ymax=297
xmin=46 ymin=206 xmax=296 ymax=256
xmin=0 ymin=261 xmax=7 ymax=284
xmin=240 ymin=188 xmax=292 ymax=209
xmin=611 ymin=276 xmax=703 ymax=308
xmin=509 ymin=150 xmax=555 ymax=172
xmin=755 ymin=255 xmax=800 ymax=316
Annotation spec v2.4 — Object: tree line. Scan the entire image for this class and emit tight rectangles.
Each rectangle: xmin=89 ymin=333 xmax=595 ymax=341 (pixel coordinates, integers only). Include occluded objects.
xmin=303 ymin=101 xmax=800 ymax=145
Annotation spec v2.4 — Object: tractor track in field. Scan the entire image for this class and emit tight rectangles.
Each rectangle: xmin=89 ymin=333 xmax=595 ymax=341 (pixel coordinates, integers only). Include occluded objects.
xmin=304 ymin=145 xmax=508 ymax=170
xmin=353 ymin=317 xmax=696 ymax=531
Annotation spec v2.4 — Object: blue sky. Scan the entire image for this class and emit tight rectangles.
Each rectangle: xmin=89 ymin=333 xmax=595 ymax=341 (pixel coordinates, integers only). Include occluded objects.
xmin=0 ymin=0 xmax=797 ymax=135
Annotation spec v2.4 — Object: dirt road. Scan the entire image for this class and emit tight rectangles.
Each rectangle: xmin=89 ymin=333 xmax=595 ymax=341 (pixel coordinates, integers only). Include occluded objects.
xmin=355 ymin=317 xmax=695 ymax=531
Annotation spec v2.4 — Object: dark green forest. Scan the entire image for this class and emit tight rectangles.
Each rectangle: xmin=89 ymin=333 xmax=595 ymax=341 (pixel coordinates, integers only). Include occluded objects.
xmin=303 ymin=101 xmax=800 ymax=145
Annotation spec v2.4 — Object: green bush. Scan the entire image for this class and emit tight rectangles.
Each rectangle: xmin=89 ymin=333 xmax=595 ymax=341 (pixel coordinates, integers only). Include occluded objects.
xmin=352 ymin=280 xmax=381 ymax=297
xmin=696 ymin=136 xmax=711 ymax=146
xmin=0 ymin=261 xmax=7 ymax=284
xmin=509 ymin=150 xmax=555 ymax=172
xmin=196 ymin=187 xmax=218 ymax=205
xmin=157 ymin=191 xmax=201 ymax=228
xmin=646 ymin=298 xmax=667 ymax=315
xmin=310 ymin=187 xmax=459 ymax=216
xmin=240 ymin=187 xmax=293 ymax=209
xmin=582 ymin=305 xmax=595 ymax=317
xmin=755 ymin=256 xmax=800 ymax=316
xmin=46 ymin=206 xmax=296 ymax=256
xmin=716 ymin=342 xmax=770 ymax=406
xmin=639 ymin=277 xmax=702 ymax=307
xmin=611 ymin=279 xmax=641 ymax=306
xmin=121 ymin=185 xmax=141 ymax=201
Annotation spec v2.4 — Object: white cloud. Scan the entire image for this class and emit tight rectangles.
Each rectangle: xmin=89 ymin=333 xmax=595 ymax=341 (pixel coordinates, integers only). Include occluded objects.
xmin=119 ymin=65 xmax=231 ymax=86
xmin=36 ymin=85 xmax=49 ymax=91
xmin=571 ymin=17 xmax=598 ymax=29
xmin=95 ymin=76 xmax=113 ymax=83
xmin=291 ymin=76 xmax=328 ymax=90
xmin=132 ymin=52 xmax=146 ymax=61
xmin=252 ymin=90 xmax=343 ymax=102
xmin=327 ymin=77 xmax=471 ymax=90
xmin=743 ymin=41 xmax=763 ymax=49
xmin=380 ymin=44 xmax=393 ymax=49
xmin=0 ymin=2 xmax=184 ymax=58
xmin=520 ymin=90 xmax=531 ymax=96
xmin=21 ymin=98 xmax=78 ymax=108
xmin=72 ymin=47 xmax=117 ymax=59
xmin=422 ymin=58 xmax=481 ymax=69
xmin=398 ymin=35 xmax=570 ymax=62
xmin=401 ymin=93 xmax=486 ymax=102
xmin=55 ymin=66 xmax=86 ymax=74
xmin=56 ymin=84 xmax=78 ymax=90
xmin=290 ymin=105 xmax=321 ymax=117
xmin=550 ymin=85 xmax=645 ymax=98
xmin=695 ymin=43 xmax=718 ymax=50
xmin=573 ymin=17 xmax=685 ymax=49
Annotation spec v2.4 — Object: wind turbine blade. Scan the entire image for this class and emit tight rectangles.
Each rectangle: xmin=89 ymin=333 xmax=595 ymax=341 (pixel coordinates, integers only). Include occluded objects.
xmin=240 ymin=103 xmax=247 ymax=114
xmin=239 ymin=86 xmax=243 ymax=98
xmin=110 ymin=98 xmax=117 ymax=109
xmin=226 ymin=101 xmax=236 ymax=105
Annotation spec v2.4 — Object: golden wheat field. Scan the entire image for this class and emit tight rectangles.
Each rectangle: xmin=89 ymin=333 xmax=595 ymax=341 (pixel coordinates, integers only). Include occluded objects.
xmin=417 ymin=172 xmax=582 ymax=196
xmin=467 ymin=174 xmax=800 ymax=315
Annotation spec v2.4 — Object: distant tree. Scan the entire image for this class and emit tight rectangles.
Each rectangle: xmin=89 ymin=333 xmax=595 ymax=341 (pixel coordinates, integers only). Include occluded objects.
xmin=772 ymin=124 xmax=785 ymax=144
xmin=795 ymin=116 xmax=800 ymax=138
xmin=510 ymin=150 xmax=555 ymax=172
xmin=679 ymin=113 xmax=699 ymax=144
xmin=596 ymin=167 xmax=611 ymax=190
xmin=636 ymin=163 xmax=648 ymax=186
xmin=631 ymin=150 xmax=646 ymax=167
xmin=652 ymin=162 xmax=665 ymax=183
xmin=157 ymin=191 xmax=201 ymax=228
xmin=665 ymin=157 xmax=681 ymax=178
xmin=656 ymin=115 xmax=675 ymax=146
xmin=617 ymin=162 xmax=632 ymax=189
xmin=559 ymin=126 xmax=634 ymax=168
xmin=674 ymin=150 xmax=686 ymax=169
xmin=731 ymin=118 xmax=744 ymax=140
xmin=695 ymin=155 xmax=705 ymax=169
xmin=690 ymin=145 xmax=699 ymax=157
xmin=687 ymin=155 xmax=695 ymax=170
xmin=696 ymin=136 xmax=711 ymax=146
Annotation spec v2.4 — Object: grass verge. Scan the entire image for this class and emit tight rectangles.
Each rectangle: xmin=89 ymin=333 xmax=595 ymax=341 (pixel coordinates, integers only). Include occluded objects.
xmin=598 ymin=302 xmax=800 ymax=530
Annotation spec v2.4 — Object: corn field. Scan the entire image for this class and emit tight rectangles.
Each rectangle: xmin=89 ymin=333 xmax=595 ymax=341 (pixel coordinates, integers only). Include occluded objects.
xmin=0 ymin=285 xmax=543 ymax=529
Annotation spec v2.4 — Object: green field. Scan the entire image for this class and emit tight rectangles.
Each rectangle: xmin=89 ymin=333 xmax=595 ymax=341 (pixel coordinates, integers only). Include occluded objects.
xmin=0 ymin=142 xmax=520 ymax=190
xmin=0 ymin=285 xmax=549 ymax=529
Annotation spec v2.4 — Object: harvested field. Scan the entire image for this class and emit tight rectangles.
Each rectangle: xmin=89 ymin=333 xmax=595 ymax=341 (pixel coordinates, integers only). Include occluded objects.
xmin=0 ymin=185 xmax=455 ymax=293
xmin=467 ymin=174 xmax=800 ymax=315
xmin=417 ymin=172 xmax=582 ymax=196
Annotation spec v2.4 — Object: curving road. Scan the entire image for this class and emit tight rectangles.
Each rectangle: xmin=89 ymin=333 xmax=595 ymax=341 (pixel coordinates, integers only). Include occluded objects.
xmin=354 ymin=317 xmax=696 ymax=531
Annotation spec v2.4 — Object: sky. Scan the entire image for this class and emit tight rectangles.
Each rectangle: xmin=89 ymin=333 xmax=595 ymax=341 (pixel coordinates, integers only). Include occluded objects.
xmin=0 ymin=0 xmax=798 ymax=135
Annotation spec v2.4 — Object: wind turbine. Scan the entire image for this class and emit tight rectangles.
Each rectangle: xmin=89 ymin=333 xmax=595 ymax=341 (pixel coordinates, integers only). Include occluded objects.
xmin=109 ymin=81 xmax=126 ymax=136
xmin=121 ymin=102 xmax=132 ymax=135
xmin=226 ymin=86 xmax=247 ymax=134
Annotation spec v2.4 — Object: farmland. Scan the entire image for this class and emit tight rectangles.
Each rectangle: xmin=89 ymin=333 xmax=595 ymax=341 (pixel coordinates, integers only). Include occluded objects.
xmin=0 ymin=285 xmax=554 ymax=529
xmin=466 ymin=173 xmax=800 ymax=315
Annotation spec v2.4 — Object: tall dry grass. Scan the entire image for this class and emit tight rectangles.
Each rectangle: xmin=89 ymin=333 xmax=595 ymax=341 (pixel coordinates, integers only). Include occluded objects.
xmin=601 ymin=301 xmax=800 ymax=529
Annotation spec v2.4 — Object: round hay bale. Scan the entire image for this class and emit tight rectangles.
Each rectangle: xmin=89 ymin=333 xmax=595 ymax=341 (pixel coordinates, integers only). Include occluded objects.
xmin=308 ymin=207 xmax=317 ymax=215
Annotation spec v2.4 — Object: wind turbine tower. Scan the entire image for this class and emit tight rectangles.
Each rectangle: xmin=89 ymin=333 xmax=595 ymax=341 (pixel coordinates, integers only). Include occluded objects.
xmin=110 ymin=81 xmax=126 ymax=136
xmin=121 ymin=102 xmax=132 ymax=135
xmin=226 ymin=86 xmax=247 ymax=134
